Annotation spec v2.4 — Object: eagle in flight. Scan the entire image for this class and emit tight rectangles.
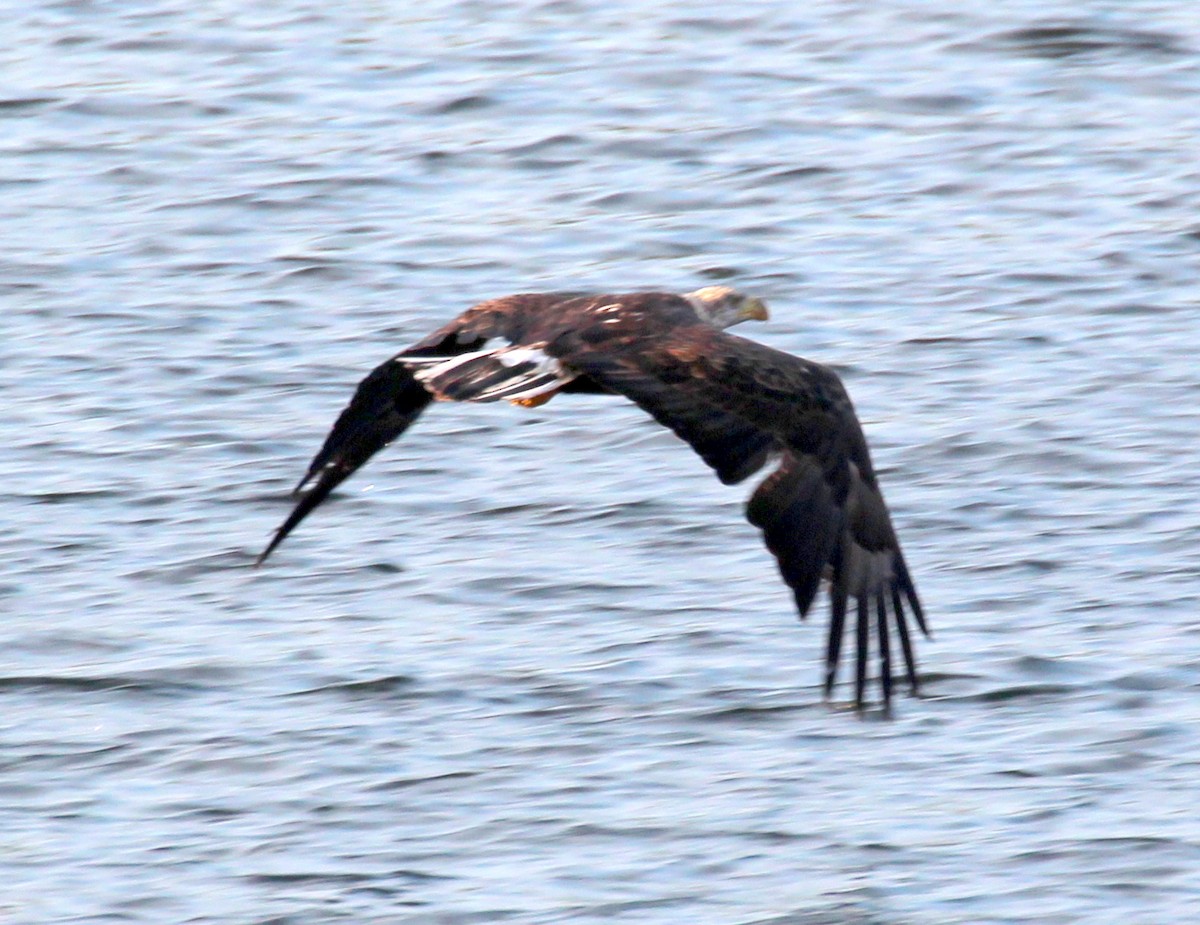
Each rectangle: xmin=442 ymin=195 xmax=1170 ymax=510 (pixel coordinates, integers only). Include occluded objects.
xmin=259 ymin=286 xmax=927 ymax=708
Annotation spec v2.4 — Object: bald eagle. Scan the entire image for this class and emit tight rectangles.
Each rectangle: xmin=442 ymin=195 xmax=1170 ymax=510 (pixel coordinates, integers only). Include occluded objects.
xmin=259 ymin=287 xmax=927 ymax=708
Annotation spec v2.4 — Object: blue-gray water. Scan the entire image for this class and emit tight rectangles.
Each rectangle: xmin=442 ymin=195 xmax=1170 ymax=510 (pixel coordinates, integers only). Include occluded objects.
xmin=4 ymin=2 xmax=1200 ymax=923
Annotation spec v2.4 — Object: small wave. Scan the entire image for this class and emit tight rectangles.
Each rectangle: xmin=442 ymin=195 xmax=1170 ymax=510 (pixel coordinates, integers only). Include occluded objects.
xmin=291 ymin=674 xmax=419 ymax=699
xmin=428 ymin=94 xmax=496 ymax=115
xmin=0 ymin=672 xmax=203 ymax=696
xmin=0 ymin=96 xmax=60 ymax=111
xmin=985 ymin=22 xmax=1188 ymax=59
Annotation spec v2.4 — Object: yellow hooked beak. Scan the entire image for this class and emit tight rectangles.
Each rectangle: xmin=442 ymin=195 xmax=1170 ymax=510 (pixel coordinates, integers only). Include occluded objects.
xmin=739 ymin=297 xmax=769 ymax=322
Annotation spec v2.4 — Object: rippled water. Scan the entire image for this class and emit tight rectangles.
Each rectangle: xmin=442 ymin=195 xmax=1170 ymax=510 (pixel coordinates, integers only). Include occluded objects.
xmin=4 ymin=2 xmax=1200 ymax=923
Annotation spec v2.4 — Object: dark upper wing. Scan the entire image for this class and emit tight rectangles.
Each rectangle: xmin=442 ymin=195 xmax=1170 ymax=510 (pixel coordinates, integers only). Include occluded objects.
xmin=548 ymin=319 xmax=926 ymax=707
xmin=257 ymin=294 xmax=571 ymax=564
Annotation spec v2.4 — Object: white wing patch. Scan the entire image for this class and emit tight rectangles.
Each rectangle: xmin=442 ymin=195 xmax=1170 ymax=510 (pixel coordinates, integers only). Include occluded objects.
xmin=395 ymin=337 xmax=508 ymax=368
xmin=497 ymin=347 xmax=553 ymax=369
xmin=397 ymin=341 xmax=576 ymax=403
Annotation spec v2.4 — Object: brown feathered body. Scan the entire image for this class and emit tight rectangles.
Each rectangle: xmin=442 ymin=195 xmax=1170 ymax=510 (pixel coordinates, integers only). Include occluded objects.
xmin=260 ymin=289 xmax=926 ymax=707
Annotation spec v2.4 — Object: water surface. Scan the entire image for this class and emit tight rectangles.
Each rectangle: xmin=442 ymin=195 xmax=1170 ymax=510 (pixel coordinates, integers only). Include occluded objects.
xmin=3 ymin=2 xmax=1200 ymax=923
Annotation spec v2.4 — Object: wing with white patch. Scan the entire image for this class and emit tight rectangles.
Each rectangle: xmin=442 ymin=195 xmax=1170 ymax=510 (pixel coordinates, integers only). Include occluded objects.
xmin=258 ymin=293 xmax=583 ymax=563
xmin=548 ymin=320 xmax=926 ymax=707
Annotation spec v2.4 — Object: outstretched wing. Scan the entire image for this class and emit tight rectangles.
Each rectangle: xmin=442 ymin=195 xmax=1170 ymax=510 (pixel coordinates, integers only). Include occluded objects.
xmin=548 ymin=319 xmax=926 ymax=707
xmin=256 ymin=358 xmax=432 ymax=564
xmin=257 ymin=294 xmax=569 ymax=564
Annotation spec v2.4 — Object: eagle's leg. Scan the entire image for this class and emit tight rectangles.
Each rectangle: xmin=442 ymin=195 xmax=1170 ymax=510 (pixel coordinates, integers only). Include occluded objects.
xmin=511 ymin=388 xmax=560 ymax=408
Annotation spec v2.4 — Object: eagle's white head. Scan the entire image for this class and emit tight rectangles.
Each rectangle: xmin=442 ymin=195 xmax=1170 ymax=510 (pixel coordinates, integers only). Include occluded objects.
xmin=685 ymin=286 xmax=770 ymax=328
